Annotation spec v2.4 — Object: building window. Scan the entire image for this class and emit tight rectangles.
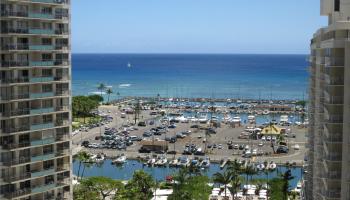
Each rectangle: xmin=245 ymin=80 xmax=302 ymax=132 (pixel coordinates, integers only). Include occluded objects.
xmin=335 ymin=0 xmax=340 ymax=12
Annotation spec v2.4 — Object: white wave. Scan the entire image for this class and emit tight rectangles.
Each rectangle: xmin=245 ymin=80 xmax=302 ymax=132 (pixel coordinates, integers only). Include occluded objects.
xmin=106 ymin=85 xmax=113 ymax=88
xmin=89 ymin=91 xmax=106 ymax=95
xmin=119 ymin=83 xmax=132 ymax=88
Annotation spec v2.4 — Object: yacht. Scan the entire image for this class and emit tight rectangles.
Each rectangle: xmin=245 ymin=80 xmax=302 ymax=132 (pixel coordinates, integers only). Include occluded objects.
xmin=256 ymin=162 xmax=265 ymax=171
xmin=263 ymin=110 xmax=270 ymax=115
xmin=156 ymin=156 xmax=168 ymax=167
xmin=94 ymin=153 xmax=105 ymax=164
xmin=268 ymin=161 xmax=277 ymax=171
xmin=178 ymin=156 xmax=190 ymax=167
xmin=112 ymin=154 xmax=126 ymax=164
xmin=232 ymin=116 xmax=241 ymax=123
xmin=247 ymin=115 xmax=256 ymax=123
xmin=169 ymin=158 xmax=179 ymax=167
xmin=200 ymin=157 xmax=210 ymax=168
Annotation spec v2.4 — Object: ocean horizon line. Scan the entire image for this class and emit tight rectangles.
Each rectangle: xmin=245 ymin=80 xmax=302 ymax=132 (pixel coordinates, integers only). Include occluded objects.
xmin=72 ymin=52 xmax=309 ymax=56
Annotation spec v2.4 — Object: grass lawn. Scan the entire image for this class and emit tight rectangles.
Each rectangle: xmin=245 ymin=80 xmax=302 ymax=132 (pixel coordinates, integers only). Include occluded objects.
xmin=73 ymin=116 xmax=101 ymax=128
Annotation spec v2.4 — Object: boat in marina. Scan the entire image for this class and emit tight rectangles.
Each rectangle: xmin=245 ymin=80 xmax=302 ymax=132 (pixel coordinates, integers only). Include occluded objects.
xmin=200 ymin=157 xmax=210 ymax=168
xmin=256 ymin=162 xmax=265 ymax=171
xmin=232 ymin=116 xmax=241 ymax=123
xmin=169 ymin=158 xmax=179 ymax=167
xmin=155 ymin=156 xmax=168 ymax=167
xmin=263 ymin=110 xmax=270 ymax=115
xmin=93 ymin=153 xmax=105 ymax=164
xmin=147 ymin=157 xmax=157 ymax=166
xmin=198 ymin=115 xmax=208 ymax=123
xmin=268 ymin=161 xmax=277 ymax=171
xmin=112 ymin=154 xmax=127 ymax=164
xmin=247 ymin=115 xmax=256 ymax=123
xmin=178 ymin=156 xmax=190 ymax=167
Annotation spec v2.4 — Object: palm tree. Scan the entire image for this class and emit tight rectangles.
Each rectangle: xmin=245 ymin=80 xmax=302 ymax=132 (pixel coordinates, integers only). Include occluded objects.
xmin=243 ymin=165 xmax=257 ymax=184
xmin=228 ymin=173 xmax=242 ymax=199
xmin=213 ymin=171 xmax=232 ymax=199
xmin=97 ymin=83 xmax=106 ymax=102
xmin=75 ymin=151 xmax=90 ymax=179
xmin=227 ymin=159 xmax=243 ymax=175
xmin=106 ymin=88 xmax=113 ymax=104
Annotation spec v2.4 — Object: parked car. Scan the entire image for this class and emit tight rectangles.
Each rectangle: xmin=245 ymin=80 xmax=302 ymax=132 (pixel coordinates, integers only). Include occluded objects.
xmin=167 ymin=150 xmax=177 ymax=154
xmin=138 ymin=121 xmax=146 ymax=127
xmin=81 ymin=141 xmax=89 ymax=147
xmin=139 ymin=147 xmax=151 ymax=153
xmin=143 ymin=131 xmax=152 ymax=137
xmin=276 ymin=146 xmax=289 ymax=154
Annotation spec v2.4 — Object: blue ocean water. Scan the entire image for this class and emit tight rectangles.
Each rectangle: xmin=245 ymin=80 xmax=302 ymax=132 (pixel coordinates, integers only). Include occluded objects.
xmin=72 ymin=54 xmax=308 ymax=100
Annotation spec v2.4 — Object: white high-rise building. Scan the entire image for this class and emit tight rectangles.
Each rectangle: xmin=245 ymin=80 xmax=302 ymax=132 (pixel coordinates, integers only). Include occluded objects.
xmin=306 ymin=0 xmax=350 ymax=199
xmin=0 ymin=0 xmax=72 ymax=199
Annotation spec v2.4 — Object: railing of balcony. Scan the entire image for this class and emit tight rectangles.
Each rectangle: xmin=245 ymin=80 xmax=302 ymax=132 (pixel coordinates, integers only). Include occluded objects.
xmin=0 ymin=77 xmax=29 ymax=84
xmin=325 ymin=57 xmax=345 ymax=67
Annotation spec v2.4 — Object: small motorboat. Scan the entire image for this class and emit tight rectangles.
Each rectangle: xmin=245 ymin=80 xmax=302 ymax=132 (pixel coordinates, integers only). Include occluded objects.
xmin=112 ymin=154 xmax=126 ymax=164
xmin=94 ymin=153 xmax=105 ymax=164
xmin=256 ymin=162 xmax=265 ymax=171
xmin=268 ymin=161 xmax=277 ymax=171
xmin=200 ymin=157 xmax=210 ymax=168
xmin=169 ymin=158 xmax=178 ymax=167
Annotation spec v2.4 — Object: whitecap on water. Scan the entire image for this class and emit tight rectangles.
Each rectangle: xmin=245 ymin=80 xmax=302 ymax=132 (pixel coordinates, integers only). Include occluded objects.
xmin=89 ymin=91 xmax=106 ymax=95
xmin=119 ymin=84 xmax=131 ymax=88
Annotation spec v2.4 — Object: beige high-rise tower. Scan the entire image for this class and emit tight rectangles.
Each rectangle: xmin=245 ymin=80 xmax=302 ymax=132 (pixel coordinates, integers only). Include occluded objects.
xmin=0 ymin=0 xmax=72 ymax=199
xmin=306 ymin=0 xmax=350 ymax=199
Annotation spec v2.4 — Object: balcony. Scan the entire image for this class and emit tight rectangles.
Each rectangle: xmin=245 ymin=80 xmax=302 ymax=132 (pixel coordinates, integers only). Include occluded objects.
xmin=325 ymin=115 xmax=343 ymax=124
xmin=28 ymin=12 xmax=54 ymax=19
xmin=30 ymin=122 xmax=54 ymax=131
xmin=1 ymin=108 xmax=30 ymax=117
xmin=31 ymin=0 xmax=70 ymax=4
xmin=325 ymin=57 xmax=344 ymax=67
xmin=1 ymin=77 xmax=29 ymax=84
xmin=31 ymin=168 xmax=55 ymax=178
xmin=30 ymin=92 xmax=54 ymax=99
xmin=31 ymin=182 xmax=57 ymax=194
xmin=31 ymin=152 xmax=55 ymax=162
xmin=29 ymin=44 xmax=55 ymax=50
xmin=29 ymin=28 xmax=55 ymax=35
xmin=2 ymin=172 xmax=31 ymax=183
xmin=29 ymin=60 xmax=54 ymax=67
xmin=30 ymin=107 xmax=55 ymax=115
xmin=0 ymin=125 xmax=30 ymax=134
xmin=1 ymin=141 xmax=30 ymax=150
xmin=324 ymin=74 xmax=344 ymax=86
xmin=30 ymin=76 xmax=54 ymax=83
xmin=0 ymin=61 xmax=29 ymax=67
xmin=31 ymin=137 xmax=55 ymax=146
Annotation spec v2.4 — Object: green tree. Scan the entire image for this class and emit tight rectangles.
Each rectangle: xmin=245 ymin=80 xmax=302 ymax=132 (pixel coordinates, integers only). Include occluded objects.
xmin=229 ymin=174 xmax=242 ymax=199
xmin=97 ymin=83 xmax=106 ymax=102
xmin=169 ymin=169 xmax=211 ymax=200
xmin=88 ymin=94 xmax=104 ymax=103
xmin=79 ymin=176 xmax=124 ymax=200
xmin=106 ymin=88 xmax=113 ymax=104
xmin=74 ymin=151 xmax=90 ymax=180
xmin=243 ymin=165 xmax=257 ymax=184
xmin=281 ymin=169 xmax=294 ymax=200
xmin=133 ymin=99 xmax=142 ymax=124
xmin=125 ymin=170 xmax=155 ymax=200
xmin=73 ymin=96 xmax=99 ymax=123
xmin=213 ymin=171 xmax=232 ymax=199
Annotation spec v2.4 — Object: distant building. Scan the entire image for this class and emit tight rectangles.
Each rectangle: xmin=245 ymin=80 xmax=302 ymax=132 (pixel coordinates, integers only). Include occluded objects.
xmin=0 ymin=0 xmax=72 ymax=199
xmin=306 ymin=0 xmax=350 ymax=199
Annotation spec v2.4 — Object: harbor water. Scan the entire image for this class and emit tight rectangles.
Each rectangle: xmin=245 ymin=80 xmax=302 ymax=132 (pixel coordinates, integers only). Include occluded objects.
xmin=73 ymin=159 xmax=303 ymax=189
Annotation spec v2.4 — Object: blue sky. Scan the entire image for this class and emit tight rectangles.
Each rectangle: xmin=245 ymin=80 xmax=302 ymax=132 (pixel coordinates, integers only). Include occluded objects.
xmin=72 ymin=0 xmax=327 ymax=54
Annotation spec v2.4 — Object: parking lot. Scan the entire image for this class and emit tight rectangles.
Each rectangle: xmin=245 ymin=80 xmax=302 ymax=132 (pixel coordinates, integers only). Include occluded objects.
xmin=72 ymin=105 xmax=307 ymax=164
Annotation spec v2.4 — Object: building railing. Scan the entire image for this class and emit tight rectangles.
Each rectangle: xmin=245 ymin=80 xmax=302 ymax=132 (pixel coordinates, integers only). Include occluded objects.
xmin=1 ymin=27 xmax=69 ymax=35
xmin=1 ymin=44 xmax=69 ymax=51
xmin=0 ymin=77 xmax=29 ymax=84
xmin=325 ymin=57 xmax=345 ymax=67
xmin=0 ymin=60 xmax=70 ymax=67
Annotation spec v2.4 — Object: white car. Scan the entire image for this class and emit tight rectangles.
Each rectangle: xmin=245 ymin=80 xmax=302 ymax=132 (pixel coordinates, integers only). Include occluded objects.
xmin=261 ymin=136 xmax=266 ymax=141
xmin=266 ymin=136 xmax=271 ymax=141
xmin=294 ymin=144 xmax=300 ymax=150
xmin=245 ymin=145 xmax=250 ymax=150
xmin=252 ymin=149 xmax=258 ymax=156
xmin=258 ymin=142 xmax=264 ymax=147
xmin=233 ymin=144 xmax=239 ymax=149
xmin=272 ymin=136 xmax=277 ymax=141
xmin=218 ymin=144 xmax=223 ymax=149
